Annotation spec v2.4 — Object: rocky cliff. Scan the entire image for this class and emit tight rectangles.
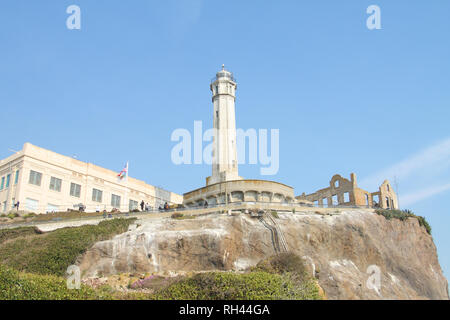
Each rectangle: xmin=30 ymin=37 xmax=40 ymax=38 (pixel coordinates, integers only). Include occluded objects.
xmin=77 ymin=209 xmax=449 ymax=300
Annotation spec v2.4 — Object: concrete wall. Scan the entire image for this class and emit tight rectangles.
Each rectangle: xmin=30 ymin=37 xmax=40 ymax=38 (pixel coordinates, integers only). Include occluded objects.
xmin=0 ymin=143 xmax=182 ymax=214
xmin=183 ymin=179 xmax=295 ymax=207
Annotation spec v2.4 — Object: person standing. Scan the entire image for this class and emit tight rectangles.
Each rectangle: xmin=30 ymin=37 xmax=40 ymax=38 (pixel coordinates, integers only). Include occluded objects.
xmin=140 ymin=200 xmax=145 ymax=211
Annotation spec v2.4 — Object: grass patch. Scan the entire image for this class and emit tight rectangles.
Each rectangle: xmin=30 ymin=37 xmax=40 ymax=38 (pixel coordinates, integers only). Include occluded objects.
xmin=171 ymin=213 xmax=196 ymax=220
xmin=0 ymin=227 xmax=42 ymax=244
xmin=375 ymin=209 xmax=431 ymax=235
xmin=0 ymin=218 xmax=136 ymax=276
xmin=0 ymin=264 xmax=110 ymax=300
xmin=152 ymin=271 xmax=321 ymax=300
xmin=270 ymin=210 xmax=279 ymax=219
xmin=153 ymin=253 xmax=321 ymax=300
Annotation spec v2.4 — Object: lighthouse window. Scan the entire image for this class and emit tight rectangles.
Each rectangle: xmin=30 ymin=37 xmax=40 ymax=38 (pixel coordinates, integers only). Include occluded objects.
xmin=215 ymin=86 xmax=218 ymax=94
xmin=216 ymin=111 xmax=218 ymax=118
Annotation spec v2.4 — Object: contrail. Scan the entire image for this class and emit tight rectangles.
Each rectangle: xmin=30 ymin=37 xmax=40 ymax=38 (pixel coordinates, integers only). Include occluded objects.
xmin=400 ymin=183 xmax=450 ymax=207
xmin=361 ymin=138 xmax=450 ymax=190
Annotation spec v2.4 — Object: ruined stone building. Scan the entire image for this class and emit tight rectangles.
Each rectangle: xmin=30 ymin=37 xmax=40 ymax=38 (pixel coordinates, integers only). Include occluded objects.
xmin=296 ymin=173 xmax=398 ymax=209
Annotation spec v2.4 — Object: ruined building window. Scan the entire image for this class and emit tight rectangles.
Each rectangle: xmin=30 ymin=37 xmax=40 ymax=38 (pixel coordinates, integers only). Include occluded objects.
xmin=386 ymin=197 xmax=390 ymax=208
xmin=344 ymin=192 xmax=350 ymax=203
xmin=387 ymin=184 xmax=390 ymax=192
xmin=334 ymin=180 xmax=339 ymax=188
xmin=332 ymin=194 xmax=338 ymax=206
xmin=365 ymin=194 xmax=369 ymax=205
xmin=322 ymin=198 xmax=328 ymax=207
xmin=372 ymin=195 xmax=379 ymax=205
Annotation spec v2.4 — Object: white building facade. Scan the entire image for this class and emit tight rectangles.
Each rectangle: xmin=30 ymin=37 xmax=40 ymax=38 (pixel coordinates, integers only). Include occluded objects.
xmin=0 ymin=143 xmax=182 ymax=214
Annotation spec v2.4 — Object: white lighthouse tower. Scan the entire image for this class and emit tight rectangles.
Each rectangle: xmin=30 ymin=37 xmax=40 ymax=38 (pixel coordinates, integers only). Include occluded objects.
xmin=206 ymin=65 xmax=242 ymax=186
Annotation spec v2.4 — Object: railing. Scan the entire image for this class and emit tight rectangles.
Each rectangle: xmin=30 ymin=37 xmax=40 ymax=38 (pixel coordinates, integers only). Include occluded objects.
xmin=210 ymin=73 xmax=236 ymax=84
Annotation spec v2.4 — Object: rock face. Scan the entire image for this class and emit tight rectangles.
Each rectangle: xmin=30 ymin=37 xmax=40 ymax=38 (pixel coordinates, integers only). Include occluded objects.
xmin=77 ymin=210 xmax=449 ymax=300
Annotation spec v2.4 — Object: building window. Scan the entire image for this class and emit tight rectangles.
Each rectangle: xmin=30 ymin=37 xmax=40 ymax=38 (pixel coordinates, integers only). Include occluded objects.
xmin=14 ymin=170 xmax=19 ymax=184
xmin=111 ymin=194 xmax=121 ymax=208
xmin=365 ymin=194 xmax=369 ymax=205
xmin=343 ymin=192 xmax=350 ymax=203
xmin=29 ymin=170 xmax=42 ymax=186
xmin=70 ymin=183 xmax=81 ymax=198
xmin=47 ymin=204 xmax=59 ymax=213
xmin=387 ymin=184 xmax=390 ymax=191
xmin=332 ymin=194 xmax=338 ymax=206
xmin=322 ymin=198 xmax=328 ymax=207
xmin=92 ymin=189 xmax=103 ymax=203
xmin=5 ymin=174 xmax=10 ymax=188
xmin=386 ymin=197 xmax=390 ymax=208
xmin=129 ymin=200 xmax=138 ymax=211
xmin=25 ymin=198 xmax=39 ymax=212
xmin=0 ymin=177 xmax=4 ymax=190
xmin=49 ymin=177 xmax=62 ymax=192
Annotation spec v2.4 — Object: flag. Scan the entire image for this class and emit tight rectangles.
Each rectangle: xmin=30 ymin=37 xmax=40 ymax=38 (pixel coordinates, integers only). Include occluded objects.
xmin=117 ymin=162 xmax=128 ymax=181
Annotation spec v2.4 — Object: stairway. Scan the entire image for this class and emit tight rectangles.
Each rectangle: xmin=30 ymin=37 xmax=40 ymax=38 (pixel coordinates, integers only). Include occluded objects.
xmin=259 ymin=211 xmax=289 ymax=253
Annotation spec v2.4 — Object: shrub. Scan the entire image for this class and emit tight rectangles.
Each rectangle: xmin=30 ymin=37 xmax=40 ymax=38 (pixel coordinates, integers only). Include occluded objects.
xmin=0 ymin=227 xmax=42 ymax=244
xmin=271 ymin=211 xmax=279 ymax=219
xmin=153 ymin=271 xmax=321 ymax=300
xmin=253 ymin=252 xmax=307 ymax=276
xmin=0 ymin=264 xmax=108 ymax=300
xmin=0 ymin=218 xmax=136 ymax=276
xmin=171 ymin=213 xmax=184 ymax=219
xmin=375 ymin=209 xmax=431 ymax=235
xmin=7 ymin=212 xmax=19 ymax=219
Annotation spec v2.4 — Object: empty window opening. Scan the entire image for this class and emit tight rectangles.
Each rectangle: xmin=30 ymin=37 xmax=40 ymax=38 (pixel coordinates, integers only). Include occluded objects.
xmin=332 ymin=194 xmax=338 ymax=206
xmin=373 ymin=195 xmax=380 ymax=205
xmin=343 ymin=192 xmax=350 ymax=203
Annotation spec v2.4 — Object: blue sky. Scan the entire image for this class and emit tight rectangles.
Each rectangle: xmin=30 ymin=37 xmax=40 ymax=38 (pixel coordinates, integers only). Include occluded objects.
xmin=1 ymin=1 xmax=449 ymax=279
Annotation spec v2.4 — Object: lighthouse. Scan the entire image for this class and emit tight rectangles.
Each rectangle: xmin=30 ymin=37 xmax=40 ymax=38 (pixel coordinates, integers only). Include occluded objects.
xmin=206 ymin=65 xmax=242 ymax=186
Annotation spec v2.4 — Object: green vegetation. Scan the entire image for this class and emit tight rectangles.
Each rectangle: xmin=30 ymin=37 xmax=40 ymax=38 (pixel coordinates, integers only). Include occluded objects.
xmin=153 ymin=271 xmax=320 ymax=300
xmin=0 ymin=218 xmax=136 ymax=276
xmin=0 ymin=264 xmax=108 ymax=300
xmin=0 ymin=226 xmax=42 ymax=244
xmin=375 ymin=209 xmax=432 ymax=235
xmin=270 ymin=210 xmax=279 ymax=219
xmin=153 ymin=253 xmax=321 ymax=300
xmin=171 ymin=213 xmax=196 ymax=220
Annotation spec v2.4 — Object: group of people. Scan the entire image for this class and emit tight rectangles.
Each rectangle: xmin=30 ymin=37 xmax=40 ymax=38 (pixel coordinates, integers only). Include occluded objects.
xmin=140 ymin=200 xmax=170 ymax=212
